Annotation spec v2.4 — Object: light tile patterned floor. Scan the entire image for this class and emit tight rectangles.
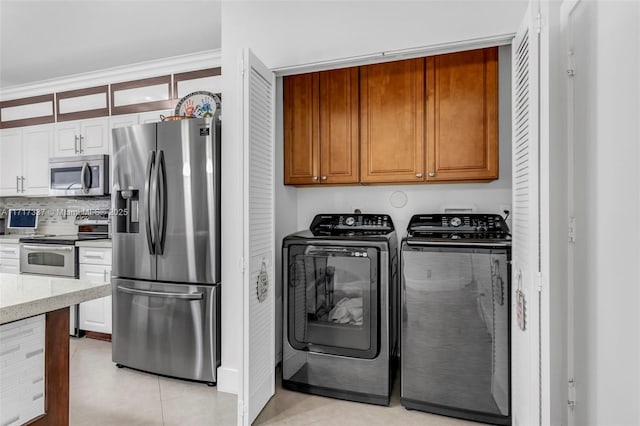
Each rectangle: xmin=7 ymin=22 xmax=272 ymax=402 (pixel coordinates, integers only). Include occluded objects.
xmin=70 ymin=338 xmax=482 ymax=426
xmin=69 ymin=337 xmax=236 ymax=426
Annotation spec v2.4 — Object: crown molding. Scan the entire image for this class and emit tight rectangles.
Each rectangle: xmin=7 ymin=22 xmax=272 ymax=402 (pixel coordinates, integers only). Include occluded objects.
xmin=0 ymin=49 xmax=221 ymax=101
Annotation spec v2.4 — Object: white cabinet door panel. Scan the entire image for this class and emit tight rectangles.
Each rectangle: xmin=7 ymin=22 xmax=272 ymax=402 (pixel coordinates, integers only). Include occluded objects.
xmin=0 ymin=129 xmax=23 ymax=196
xmin=80 ymin=118 xmax=109 ymax=155
xmin=79 ymin=263 xmax=112 ymax=334
xmin=54 ymin=122 xmax=81 ymax=157
xmin=22 ymin=125 xmax=51 ymax=195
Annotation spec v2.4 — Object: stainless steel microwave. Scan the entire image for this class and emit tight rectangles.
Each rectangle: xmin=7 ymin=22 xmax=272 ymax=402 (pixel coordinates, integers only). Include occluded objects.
xmin=49 ymin=154 xmax=109 ymax=196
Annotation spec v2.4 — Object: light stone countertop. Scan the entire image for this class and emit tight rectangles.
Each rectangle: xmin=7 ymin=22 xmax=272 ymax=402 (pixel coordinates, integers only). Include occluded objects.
xmin=75 ymin=239 xmax=112 ymax=248
xmin=0 ymin=273 xmax=111 ymax=325
xmin=0 ymin=235 xmax=22 ymax=243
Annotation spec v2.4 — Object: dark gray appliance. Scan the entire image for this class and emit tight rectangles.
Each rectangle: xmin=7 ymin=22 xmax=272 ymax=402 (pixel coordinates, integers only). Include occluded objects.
xmin=282 ymin=213 xmax=398 ymax=405
xmin=111 ymin=115 xmax=221 ymax=384
xmin=401 ymin=213 xmax=511 ymax=425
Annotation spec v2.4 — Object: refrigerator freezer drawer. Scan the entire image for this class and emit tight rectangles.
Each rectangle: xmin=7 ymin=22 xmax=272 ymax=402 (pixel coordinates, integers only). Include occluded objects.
xmin=112 ymin=279 xmax=220 ymax=383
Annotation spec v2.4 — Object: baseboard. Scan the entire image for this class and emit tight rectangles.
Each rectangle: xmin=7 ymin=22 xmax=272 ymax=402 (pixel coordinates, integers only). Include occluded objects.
xmin=83 ymin=331 xmax=112 ymax=342
xmin=216 ymin=366 xmax=239 ymax=394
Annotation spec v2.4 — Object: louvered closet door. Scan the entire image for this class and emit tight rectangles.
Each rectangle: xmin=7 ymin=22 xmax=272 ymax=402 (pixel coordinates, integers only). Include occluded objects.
xmin=242 ymin=48 xmax=276 ymax=425
xmin=511 ymin=4 xmax=542 ymax=426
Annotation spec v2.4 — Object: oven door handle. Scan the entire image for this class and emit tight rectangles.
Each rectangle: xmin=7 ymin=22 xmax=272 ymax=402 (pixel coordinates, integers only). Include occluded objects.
xmin=117 ymin=286 xmax=203 ymax=300
xmin=21 ymin=245 xmax=74 ymax=252
xmin=145 ymin=151 xmax=156 ymax=255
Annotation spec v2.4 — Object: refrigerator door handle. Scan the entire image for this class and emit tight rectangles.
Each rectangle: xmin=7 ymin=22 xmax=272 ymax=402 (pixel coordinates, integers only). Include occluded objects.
xmin=145 ymin=150 xmax=156 ymax=255
xmin=156 ymin=150 xmax=167 ymax=255
xmin=117 ymin=285 xmax=204 ymax=300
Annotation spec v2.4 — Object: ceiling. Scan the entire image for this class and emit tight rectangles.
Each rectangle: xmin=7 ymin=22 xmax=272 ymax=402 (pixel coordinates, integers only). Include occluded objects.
xmin=0 ymin=0 xmax=221 ymax=89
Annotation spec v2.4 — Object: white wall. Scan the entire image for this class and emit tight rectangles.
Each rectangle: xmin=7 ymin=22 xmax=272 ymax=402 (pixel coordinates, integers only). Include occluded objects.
xmin=225 ymin=1 xmax=526 ymax=70
xmin=569 ymin=1 xmax=640 ymax=425
xmin=221 ymin=0 xmax=526 ymax=398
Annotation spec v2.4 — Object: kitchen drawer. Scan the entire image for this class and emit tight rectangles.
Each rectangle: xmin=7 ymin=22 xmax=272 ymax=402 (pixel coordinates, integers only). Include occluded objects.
xmin=79 ymin=247 xmax=112 ymax=265
xmin=0 ymin=243 xmax=19 ymax=259
xmin=0 ymin=258 xmax=19 ymax=274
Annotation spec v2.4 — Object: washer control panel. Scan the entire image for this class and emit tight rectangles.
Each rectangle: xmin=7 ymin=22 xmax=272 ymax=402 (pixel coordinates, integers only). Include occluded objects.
xmin=407 ymin=214 xmax=510 ymax=240
xmin=310 ymin=214 xmax=394 ymax=236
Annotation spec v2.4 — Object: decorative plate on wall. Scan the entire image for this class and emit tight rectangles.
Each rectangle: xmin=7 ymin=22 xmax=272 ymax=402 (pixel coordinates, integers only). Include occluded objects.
xmin=174 ymin=91 xmax=219 ymax=118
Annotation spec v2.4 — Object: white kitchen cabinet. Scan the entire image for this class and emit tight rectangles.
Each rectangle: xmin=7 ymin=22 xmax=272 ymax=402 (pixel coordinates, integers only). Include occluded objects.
xmin=139 ymin=109 xmax=173 ymax=124
xmin=53 ymin=117 xmax=109 ymax=157
xmin=0 ymin=125 xmax=51 ymax=197
xmin=0 ymin=242 xmax=20 ymax=274
xmin=78 ymin=247 xmax=112 ymax=335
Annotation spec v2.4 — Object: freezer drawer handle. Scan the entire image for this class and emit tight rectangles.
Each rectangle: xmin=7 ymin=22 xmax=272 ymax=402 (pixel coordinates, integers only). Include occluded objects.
xmin=117 ymin=286 xmax=204 ymax=300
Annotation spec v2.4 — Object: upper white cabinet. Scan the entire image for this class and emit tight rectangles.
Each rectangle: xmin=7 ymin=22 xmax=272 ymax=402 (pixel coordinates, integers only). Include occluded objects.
xmin=0 ymin=124 xmax=51 ymax=196
xmin=53 ymin=117 xmax=109 ymax=157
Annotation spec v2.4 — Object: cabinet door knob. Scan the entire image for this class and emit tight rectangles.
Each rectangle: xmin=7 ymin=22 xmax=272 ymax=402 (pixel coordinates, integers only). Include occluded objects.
xmin=312 ymin=176 xmax=318 ymax=181
xmin=429 ymin=172 xmax=436 ymax=177
xmin=415 ymin=173 xmax=423 ymax=178
xmin=321 ymin=176 xmax=327 ymax=181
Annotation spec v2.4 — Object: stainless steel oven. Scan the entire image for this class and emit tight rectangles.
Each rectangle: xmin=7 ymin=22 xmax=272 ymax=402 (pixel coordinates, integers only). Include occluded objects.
xmin=20 ymin=243 xmax=78 ymax=278
xmin=49 ymin=154 xmax=109 ymax=196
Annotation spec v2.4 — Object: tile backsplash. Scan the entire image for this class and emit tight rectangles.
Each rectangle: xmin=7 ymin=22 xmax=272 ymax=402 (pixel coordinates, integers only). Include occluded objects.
xmin=0 ymin=197 xmax=111 ymax=235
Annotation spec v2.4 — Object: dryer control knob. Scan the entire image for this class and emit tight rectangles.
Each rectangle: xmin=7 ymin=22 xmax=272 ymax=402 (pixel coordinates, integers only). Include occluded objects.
xmin=450 ymin=217 xmax=462 ymax=227
xmin=345 ymin=216 xmax=355 ymax=226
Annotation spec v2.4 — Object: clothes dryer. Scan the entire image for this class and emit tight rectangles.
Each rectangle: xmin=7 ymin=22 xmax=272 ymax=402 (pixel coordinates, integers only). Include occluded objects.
xmin=282 ymin=213 xmax=398 ymax=405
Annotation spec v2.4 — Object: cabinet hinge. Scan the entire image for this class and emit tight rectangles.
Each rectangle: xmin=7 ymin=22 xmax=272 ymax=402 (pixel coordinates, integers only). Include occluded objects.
xmin=568 ymin=378 xmax=576 ymax=410
xmin=239 ymin=257 xmax=246 ymax=273
xmin=535 ymin=12 xmax=542 ymax=34
xmin=567 ymin=49 xmax=575 ymax=77
xmin=537 ymin=272 xmax=543 ymax=293
xmin=239 ymin=59 xmax=246 ymax=76
xmin=568 ymin=217 xmax=576 ymax=243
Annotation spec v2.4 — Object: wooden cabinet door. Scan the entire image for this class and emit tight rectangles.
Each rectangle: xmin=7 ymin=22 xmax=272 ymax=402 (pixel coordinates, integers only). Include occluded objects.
xmin=360 ymin=58 xmax=425 ymax=183
xmin=319 ymin=68 xmax=359 ymax=184
xmin=22 ymin=124 xmax=52 ymax=196
xmin=426 ymin=47 xmax=498 ymax=181
xmin=284 ymin=73 xmax=319 ymax=185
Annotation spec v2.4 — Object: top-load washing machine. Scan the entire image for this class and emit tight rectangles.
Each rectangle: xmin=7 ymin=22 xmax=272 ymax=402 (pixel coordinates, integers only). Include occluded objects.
xmin=282 ymin=213 xmax=398 ymax=405
xmin=401 ymin=213 xmax=512 ymax=425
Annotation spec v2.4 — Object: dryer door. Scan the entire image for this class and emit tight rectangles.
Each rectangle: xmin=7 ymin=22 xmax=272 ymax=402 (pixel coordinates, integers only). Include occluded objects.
xmin=287 ymin=244 xmax=379 ymax=359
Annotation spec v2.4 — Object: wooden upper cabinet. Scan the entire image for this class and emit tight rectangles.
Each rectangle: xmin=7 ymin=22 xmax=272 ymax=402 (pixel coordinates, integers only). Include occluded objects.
xmin=284 ymin=69 xmax=359 ymax=185
xmin=284 ymin=73 xmax=319 ymax=185
xmin=319 ymin=68 xmax=359 ymax=184
xmin=426 ymin=47 xmax=498 ymax=181
xmin=360 ymin=58 xmax=425 ymax=183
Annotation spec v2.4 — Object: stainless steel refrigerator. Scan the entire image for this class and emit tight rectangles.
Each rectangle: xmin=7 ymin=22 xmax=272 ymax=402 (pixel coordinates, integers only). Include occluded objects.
xmin=111 ymin=116 xmax=221 ymax=384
